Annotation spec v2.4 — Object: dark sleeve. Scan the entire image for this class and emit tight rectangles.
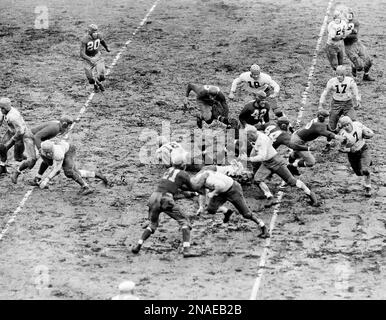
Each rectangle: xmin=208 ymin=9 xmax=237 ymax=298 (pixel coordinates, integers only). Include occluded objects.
xmin=34 ymin=124 xmax=59 ymax=150
xmin=177 ymin=171 xmax=194 ymax=190
xmin=317 ymin=123 xmax=336 ymax=139
xmin=216 ymin=92 xmax=227 ymax=104
xmin=186 ymin=83 xmax=200 ymax=97
xmin=263 ymin=108 xmax=270 ymax=124
xmin=285 ymin=133 xmax=309 ymax=151
xmin=239 ymin=105 xmax=252 ymax=125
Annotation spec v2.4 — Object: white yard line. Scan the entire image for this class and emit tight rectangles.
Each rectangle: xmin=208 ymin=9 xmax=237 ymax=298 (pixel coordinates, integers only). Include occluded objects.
xmin=0 ymin=0 xmax=161 ymax=244
xmin=249 ymin=0 xmax=335 ymax=300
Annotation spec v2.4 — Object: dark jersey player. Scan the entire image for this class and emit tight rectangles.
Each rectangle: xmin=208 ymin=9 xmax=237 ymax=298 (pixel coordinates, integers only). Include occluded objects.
xmin=131 ymin=150 xmax=209 ymax=258
xmin=80 ymin=24 xmax=111 ymax=92
xmin=184 ymin=84 xmax=230 ymax=129
xmin=288 ymin=110 xmax=344 ymax=172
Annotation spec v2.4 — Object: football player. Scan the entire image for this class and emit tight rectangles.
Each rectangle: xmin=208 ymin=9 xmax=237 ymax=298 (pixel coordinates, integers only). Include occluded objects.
xmin=319 ymin=65 xmax=361 ymax=151
xmin=131 ymin=150 xmax=209 ymax=258
xmin=0 ymin=97 xmax=35 ymax=176
xmin=11 ymin=115 xmax=74 ymax=184
xmin=229 ymin=64 xmax=280 ymax=100
xmin=338 ymin=116 xmax=374 ymax=197
xmin=80 ymin=24 xmax=111 ymax=92
xmin=192 ymin=168 xmax=270 ymax=238
xmin=184 ymin=83 xmax=230 ymax=128
xmin=33 ymin=140 xmax=107 ymax=194
xmin=344 ymin=8 xmax=375 ymax=81
xmin=325 ymin=10 xmax=349 ymax=70
xmin=288 ymin=110 xmax=344 ymax=172
xmin=239 ymin=129 xmax=319 ymax=207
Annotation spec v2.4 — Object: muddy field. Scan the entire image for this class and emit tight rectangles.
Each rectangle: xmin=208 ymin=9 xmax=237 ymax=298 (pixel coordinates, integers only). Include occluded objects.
xmin=0 ymin=0 xmax=385 ymax=300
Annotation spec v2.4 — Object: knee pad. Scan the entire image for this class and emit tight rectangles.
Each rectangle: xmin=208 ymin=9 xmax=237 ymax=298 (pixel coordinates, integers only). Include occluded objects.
xmin=88 ymin=79 xmax=95 ymax=84
xmin=98 ymin=75 xmax=105 ymax=82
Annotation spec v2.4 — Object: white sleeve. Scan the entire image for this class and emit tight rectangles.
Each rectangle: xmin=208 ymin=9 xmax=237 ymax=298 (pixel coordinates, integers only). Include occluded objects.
xmin=230 ymin=73 xmax=246 ymax=92
xmin=319 ymin=80 xmax=332 ymax=104
xmin=267 ymin=76 xmax=280 ymax=94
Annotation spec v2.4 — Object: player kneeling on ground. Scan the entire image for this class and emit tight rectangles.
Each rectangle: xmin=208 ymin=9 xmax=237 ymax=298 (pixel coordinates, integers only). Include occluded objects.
xmin=338 ymin=116 xmax=374 ymax=197
xmin=33 ymin=140 xmax=107 ymax=194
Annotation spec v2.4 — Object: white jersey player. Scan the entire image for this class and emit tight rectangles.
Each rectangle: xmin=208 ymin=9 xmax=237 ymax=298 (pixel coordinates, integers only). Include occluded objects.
xmin=338 ymin=116 xmax=374 ymax=197
xmin=325 ymin=10 xmax=350 ymax=70
xmin=228 ymin=64 xmax=280 ymax=100
xmin=319 ymin=65 xmax=360 ymax=137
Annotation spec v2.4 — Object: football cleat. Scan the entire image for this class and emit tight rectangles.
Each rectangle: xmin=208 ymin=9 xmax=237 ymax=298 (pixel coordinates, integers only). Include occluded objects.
xmin=80 ymin=185 xmax=94 ymax=195
xmin=183 ymin=247 xmax=200 ymax=258
xmin=363 ymin=74 xmax=375 ymax=81
xmin=258 ymin=225 xmax=270 ymax=239
xmin=223 ymin=209 xmax=234 ymax=223
xmin=131 ymin=244 xmax=141 ymax=254
xmin=308 ymin=191 xmax=320 ymax=207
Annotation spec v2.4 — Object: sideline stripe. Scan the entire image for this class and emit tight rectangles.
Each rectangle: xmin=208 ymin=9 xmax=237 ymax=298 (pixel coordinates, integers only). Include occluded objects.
xmin=0 ymin=0 xmax=161 ymax=243
xmin=249 ymin=0 xmax=335 ymax=300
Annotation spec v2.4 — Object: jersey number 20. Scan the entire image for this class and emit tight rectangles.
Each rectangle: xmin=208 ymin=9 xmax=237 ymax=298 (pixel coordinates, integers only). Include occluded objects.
xmin=87 ymin=39 xmax=100 ymax=51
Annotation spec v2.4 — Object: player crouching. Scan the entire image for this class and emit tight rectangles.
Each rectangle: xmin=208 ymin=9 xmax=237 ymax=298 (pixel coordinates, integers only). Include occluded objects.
xmin=32 ymin=140 xmax=107 ymax=195
xmin=338 ymin=116 xmax=374 ymax=197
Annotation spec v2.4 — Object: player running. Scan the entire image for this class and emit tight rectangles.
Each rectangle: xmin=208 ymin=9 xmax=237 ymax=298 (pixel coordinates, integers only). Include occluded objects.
xmin=80 ymin=24 xmax=111 ymax=92
xmin=325 ymin=10 xmax=348 ymax=71
xmin=239 ymin=129 xmax=319 ymax=207
xmin=288 ymin=110 xmax=344 ymax=173
xmin=184 ymin=83 xmax=230 ymax=128
xmin=229 ymin=64 xmax=281 ymax=114
xmin=131 ymin=150 xmax=209 ymax=258
xmin=344 ymin=8 xmax=375 ymax=81
xmin=238 ymin=91 xmax=273 ymax=130
xmin=319 ymin=65 xmax=361 ymax=151
xmin=193 ymin=168 xmax=270 ymax=238
xmin=338 ymin=116 xmax=374 ymax=197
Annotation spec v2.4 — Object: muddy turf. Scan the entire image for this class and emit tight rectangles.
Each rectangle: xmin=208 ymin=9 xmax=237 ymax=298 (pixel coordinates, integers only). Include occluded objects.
xmin=0 ymin=0 xmax=385 ymax=299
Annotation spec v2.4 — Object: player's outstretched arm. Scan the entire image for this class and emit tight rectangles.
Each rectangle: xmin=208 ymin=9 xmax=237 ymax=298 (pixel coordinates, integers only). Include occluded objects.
xmin=100 ymin=39 xmax=110 ymax=52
